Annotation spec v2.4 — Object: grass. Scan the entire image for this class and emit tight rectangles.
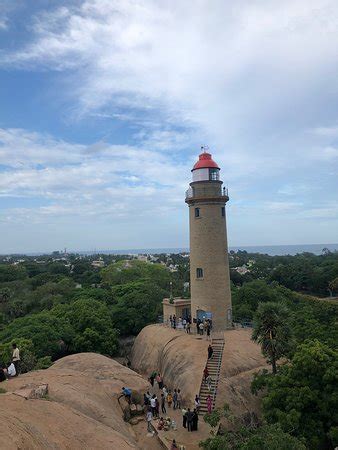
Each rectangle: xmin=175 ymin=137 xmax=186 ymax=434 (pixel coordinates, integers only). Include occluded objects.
xmin=0 ymin=387 xmax=7 ymax=394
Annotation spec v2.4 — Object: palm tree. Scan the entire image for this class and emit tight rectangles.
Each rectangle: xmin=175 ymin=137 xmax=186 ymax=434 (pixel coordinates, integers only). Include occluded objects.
xmin=252 ymin=302 xmax=291 ymax=374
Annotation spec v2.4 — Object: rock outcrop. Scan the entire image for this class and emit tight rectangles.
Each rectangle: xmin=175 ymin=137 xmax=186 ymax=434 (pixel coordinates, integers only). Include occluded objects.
xmin=131 ymin=324 xmax=209 ymax=404
xmin=0 ymin=353 xmax=152 ymax=450
xmin=131 ymin=325 xmax=267 ymax=421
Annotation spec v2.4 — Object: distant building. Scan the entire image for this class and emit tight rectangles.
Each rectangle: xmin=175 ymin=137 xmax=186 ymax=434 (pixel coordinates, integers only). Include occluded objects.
xmin=91 ymin=259 xmax=105 ymax=268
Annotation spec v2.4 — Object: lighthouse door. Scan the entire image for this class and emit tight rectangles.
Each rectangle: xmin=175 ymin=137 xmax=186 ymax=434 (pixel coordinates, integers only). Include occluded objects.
xmin=196 ymin=309 xmax=207 ymax=321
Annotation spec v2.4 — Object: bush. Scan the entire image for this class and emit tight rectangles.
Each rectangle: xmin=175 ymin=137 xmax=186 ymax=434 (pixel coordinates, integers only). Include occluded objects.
xmin=35 ymin=356 xmax=53 ymax=370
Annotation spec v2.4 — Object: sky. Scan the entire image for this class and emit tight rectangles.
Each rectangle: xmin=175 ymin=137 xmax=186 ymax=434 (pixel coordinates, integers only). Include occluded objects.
xmin=0 ymin=0 xmax=338 ymax=253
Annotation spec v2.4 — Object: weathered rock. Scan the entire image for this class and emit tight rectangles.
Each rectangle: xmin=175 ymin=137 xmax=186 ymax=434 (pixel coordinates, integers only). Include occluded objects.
xmin=136 ymin=404 xmax=143 ymax=413
xmin=0 ymin=353 xmax=151 ymax=449
xmin=131 ymin=325 xmax=267 ymax=420
xmin=131 ymin=324 xmax=208 ymax=405
xmin=13 ymin=383 xmax=48 ymax=399
xmin=129 ymin=416 xmax=144 ymax=425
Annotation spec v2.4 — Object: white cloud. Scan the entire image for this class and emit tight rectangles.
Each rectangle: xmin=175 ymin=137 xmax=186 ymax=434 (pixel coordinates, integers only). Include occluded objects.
xmin=0 ymin=127 xmax=190 ymax=224
xmin=2 ymin=0 xmax=338 ymax=144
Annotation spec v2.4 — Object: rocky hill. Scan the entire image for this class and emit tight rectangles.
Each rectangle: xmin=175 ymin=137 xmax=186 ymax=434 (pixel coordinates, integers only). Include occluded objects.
xmin=0 ymin=353 xmax=154 ymax=450
xmin=131 ymin=325 xmax=267 ymax=423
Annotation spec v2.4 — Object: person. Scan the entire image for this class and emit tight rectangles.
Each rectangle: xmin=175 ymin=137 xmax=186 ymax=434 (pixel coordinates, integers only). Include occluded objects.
xmin=208 ymin=344 xmax=213 ymax=360
xmin=207 ymin=394 xmax=212 ymax=414
xmin=182 ymin=318 xmax=186 ymax=329
xmin=12 ymin=343 xmax=20 ymax=376
xmin=143 ymin=392 xmax=149 ymax=406
xmin=169 ymin=315 xmax=173 ymax=327
xmin=162 ymin=385 xmax=168 ymax=400
xmin=146 ymin=407 xmax=153 ymax=433
xmin=196 ymin=319 xmax=200 ymax=335
xmin=182 ymin=407 xmax=187 ymax=428
xmin=203 ymin=366 xmax=209 ymax=382
xmin=0 ymin=365 xmax=6 ymax=383
xmin=149 ymin=371 xmax=156 ymax=387
xmin=206 ymin=322 xmax=211 ymax=340
xmin=156 ymin=373 xmax=163 ymax=389
xmin=186 ymin=408 xmax=194 ymax=432
xmin=160 ymin=393 xmax=166 ymax=414
xmin=122 ymin=387 xmax=132 ymax=403
xmin=157 ymin=417 xmax=165 ymax=430
xmin=194 ymin=394 xmax=200 ymax=411
xmin=206 ymin=374 xmax=213 ymax=392
xmin=199 ymin=321 xmax=204 ymax=335
xmin=155 ymin=395 xmax=160 ymax=417
xmin=192 ymin=408 xmax=199 ymax=431
xmin=173 ymin=389 xmax=178 ymax=409
xmin=186 ymin=321 xmax=191 ymax=334
xmin=171 ymin=439 xmax=178 ymax=449
xmin=150 ymin=394 xmax=157 ymax=417
xmin=177 ymin=389 xmax=182 ymax=409
xmin=167 ymin=390 xmax=173 ymax=408
xmin=173 ymin=315 xmax=176 ymax=329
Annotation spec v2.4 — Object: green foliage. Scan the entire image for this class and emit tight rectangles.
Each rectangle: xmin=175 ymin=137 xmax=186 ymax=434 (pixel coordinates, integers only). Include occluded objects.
xmin=199 ymin=424 xmax=305 ymax=450
xmin=261 ymin=340 xmax=338 ymax=449
xmin=35 ymin=356 xmax=53 ymax=370
xmin=111 ymin=279 xmax=168 ymax=335
xmin=0 ymin=312 xmax=75 ymax=359
xmin=203 ymin=404 xmax=231 ymax=430
xmin=252 ymin=302 xmax=292 ymax=373
xmin=52 ymin=298 xmax=119 ymax=356
xmin=204 ymin=410 xmax=221 ymax=429
xmin=0 ymin=338 xmax=36 ymax=373
xmin=101 ymin=260 xmax=170 ymax=289
xmin=0 ymin=388 xmax=6 ymax=394
xmin=0 ymin=264 xmax=27 ymax=282
xmin=232 ymin=280 xmax=287 ymax=322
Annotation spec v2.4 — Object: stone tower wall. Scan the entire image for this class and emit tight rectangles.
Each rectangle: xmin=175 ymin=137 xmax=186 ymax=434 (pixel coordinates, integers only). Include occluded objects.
xmin=188 ymin=180 xmax=232 ymax=330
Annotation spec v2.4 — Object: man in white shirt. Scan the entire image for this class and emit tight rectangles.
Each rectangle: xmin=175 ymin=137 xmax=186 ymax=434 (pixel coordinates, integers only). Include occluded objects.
xmin=12 ymin=343 xmax=20 ymax=376
xmin=7 ymin=362 xmax=16 ymax=377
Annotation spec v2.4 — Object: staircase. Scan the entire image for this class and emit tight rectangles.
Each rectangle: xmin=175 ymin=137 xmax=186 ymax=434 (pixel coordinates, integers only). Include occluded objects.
xmin=198 ymin=336 xmax=225 ymax=415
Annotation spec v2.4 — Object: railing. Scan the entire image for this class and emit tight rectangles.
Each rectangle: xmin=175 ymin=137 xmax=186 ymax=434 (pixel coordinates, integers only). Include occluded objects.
xmin=212 ymin=339 xmax=225 ymax=409
xmin=185 ymin=186 xmax=229 ymax=199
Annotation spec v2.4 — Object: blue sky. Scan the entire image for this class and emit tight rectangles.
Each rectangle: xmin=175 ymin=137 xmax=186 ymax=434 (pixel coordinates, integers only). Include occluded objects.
xmin=0 ymin=0 xmax=337 ymax=253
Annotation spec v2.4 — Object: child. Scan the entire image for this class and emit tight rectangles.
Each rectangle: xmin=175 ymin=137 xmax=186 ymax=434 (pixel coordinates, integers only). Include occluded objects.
xmin=167 ymin=390 xmax=173 ymax=408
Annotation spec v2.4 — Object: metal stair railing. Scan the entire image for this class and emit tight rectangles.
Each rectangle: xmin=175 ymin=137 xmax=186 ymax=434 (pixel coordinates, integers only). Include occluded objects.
xmin=211 ymin=338 xmax=224 ymax=409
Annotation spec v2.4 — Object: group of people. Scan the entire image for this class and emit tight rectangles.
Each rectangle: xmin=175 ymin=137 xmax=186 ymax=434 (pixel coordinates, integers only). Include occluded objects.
xmin=0 ymin=343 xmax=20 ymax=382
xmin=168 ymin=315 xmax=192 ymax=333
xmin=196 ymin=318 xmax=212 ymax=338
xmin=144 ymin=368 xmax=213 ymax=439
xmin=168 ymin=315 xmax=213 ymax=339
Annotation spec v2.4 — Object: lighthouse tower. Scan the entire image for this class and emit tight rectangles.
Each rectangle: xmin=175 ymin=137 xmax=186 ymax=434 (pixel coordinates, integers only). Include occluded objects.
xmin=185 ymin=149 xmax=232 ymax=331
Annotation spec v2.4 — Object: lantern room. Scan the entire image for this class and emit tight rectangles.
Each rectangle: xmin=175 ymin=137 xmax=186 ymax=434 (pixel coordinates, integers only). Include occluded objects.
xmin=192 ymin=151 xmax=221 ymax=182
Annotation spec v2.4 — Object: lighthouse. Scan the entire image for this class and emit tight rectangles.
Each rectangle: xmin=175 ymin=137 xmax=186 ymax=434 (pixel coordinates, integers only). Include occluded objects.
xmin=185 ymin=149 xmax=232 ymax=331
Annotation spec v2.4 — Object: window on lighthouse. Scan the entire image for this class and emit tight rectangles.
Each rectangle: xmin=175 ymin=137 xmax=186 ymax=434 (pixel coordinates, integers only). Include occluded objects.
xmin=195 ymin=208 xmax=200 ymax=218
xmin=196 ymin=268 xmax=204 ymax=279
xmin=209 ymin=168 xmax=219 ymax=181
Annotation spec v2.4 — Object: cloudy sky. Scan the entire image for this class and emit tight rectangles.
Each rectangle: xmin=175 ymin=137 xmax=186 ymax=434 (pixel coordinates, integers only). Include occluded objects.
xmin=0 ymin=0 xmax=337 ymax=253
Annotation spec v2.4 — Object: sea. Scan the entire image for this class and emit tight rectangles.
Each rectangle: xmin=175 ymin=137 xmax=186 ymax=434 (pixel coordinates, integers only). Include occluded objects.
xmin=79 ymin=243 xmax=338 ymax=257
xmin=3 ymin=243 xmax=338 ymax=257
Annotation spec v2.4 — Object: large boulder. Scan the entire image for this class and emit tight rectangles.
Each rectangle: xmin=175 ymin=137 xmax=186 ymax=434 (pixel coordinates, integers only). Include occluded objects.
xmin=131 ymin=325 xmax=267 ymax=418
xmin=0 ymin=353 xmax=150 ymax=449
xmin=131 ymin=324 xmax=208 ymax=405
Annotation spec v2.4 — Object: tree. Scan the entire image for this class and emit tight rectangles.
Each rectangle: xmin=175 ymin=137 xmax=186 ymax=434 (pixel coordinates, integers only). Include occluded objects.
xmin=252 ymin=302 xmax=291 ymax=374
xmin=0 ymin=287 xmax=11 ymax=303
xmin=261 ymin=340 xmax=338 ymax=449
xmin=328 ymin=277 xmax=338 ymax=297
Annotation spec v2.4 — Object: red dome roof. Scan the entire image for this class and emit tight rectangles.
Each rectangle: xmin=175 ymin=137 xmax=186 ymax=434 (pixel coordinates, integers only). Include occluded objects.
xmin=192 ymin=152 xmax=220 ymax=171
